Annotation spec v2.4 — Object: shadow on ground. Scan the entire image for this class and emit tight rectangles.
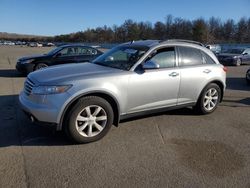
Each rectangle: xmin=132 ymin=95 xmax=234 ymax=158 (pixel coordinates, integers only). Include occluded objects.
xmin=0 ymin=94 xmax=73 ymax=147
xmin=0 ymin=69 xmax=25 ymax=78
xmin=226 ymin=77 xmax=249 ymax=91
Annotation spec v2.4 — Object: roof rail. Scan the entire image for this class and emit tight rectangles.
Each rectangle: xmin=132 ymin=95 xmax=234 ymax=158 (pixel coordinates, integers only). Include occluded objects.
xmin=161 ymin=39 xmax=205 ymax=47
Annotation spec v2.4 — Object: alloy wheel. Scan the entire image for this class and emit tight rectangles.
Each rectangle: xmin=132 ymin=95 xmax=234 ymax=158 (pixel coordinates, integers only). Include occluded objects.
xmin=203 ymin=88 xmax=219 ymax=111
xmin=75 ymin=105 xmax=107 ymax=137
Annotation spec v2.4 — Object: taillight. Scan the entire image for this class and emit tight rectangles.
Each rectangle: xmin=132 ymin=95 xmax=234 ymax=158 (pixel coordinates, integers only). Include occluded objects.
xmin=223 ymin=66 xmax=227 ymax=72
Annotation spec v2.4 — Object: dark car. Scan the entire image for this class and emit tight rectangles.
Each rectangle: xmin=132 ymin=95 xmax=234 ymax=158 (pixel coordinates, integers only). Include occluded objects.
xmin=206 ymin=44 xmax=221 ymax=55
xmin=217 ymin=48 xmax=250 ymax=66
xmin=16 ymin=44 xmax=103 ymax=74
xmin=246 ymin=68 xmax=250 ymax=84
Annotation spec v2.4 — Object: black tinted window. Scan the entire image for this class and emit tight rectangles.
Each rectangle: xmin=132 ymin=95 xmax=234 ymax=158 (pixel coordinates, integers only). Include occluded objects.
xmin=60 ymin=47 xmax=77 ymax=56
xmin=149 ymin=47 xmax=175 ymax=68
xmin=201 ymin=51 xmax=216 ymax=64
xmin=178 ymin=47 xmax=203 ymax=66
xmin=80 ymin=47 xmax=97 ymax=55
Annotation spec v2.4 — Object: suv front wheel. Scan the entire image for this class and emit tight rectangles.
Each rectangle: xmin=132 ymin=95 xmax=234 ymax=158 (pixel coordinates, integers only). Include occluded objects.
xmin=195 ymin=83 xmax=221 ymax=114
xmin=66 ymin=96 xmax=114 ymax=143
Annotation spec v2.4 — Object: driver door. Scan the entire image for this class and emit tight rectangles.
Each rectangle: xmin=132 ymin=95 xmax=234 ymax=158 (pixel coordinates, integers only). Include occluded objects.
xmin=126 ymin=47 xmax=180 ymax=113
xmin=52 ymin=47 xmax=78 ymax=65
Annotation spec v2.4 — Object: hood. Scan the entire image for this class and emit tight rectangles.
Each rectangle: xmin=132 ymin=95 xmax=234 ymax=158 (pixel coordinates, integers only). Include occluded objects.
xmin=19 ymin=54 xmax=48 ymax=61
xmin=29 ymin=63 xmax=123 ymax=84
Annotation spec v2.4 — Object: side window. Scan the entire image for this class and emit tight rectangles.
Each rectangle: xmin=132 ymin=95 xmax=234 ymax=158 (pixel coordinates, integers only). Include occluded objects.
xmin=201 ymin=51 xmax=216 ymax=64
xmin=149 ymin=47 xmax=176 ymax=68
xmin=80 ymin=47 xmax=98 ymax=55
xmin=178 ymin=46 xmax=203 ymax=66
xmin=59 ymin=47 xmax=76 ymax=56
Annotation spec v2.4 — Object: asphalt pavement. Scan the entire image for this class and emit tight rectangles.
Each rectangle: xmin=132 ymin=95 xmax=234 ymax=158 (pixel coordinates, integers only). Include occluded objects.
xmin=0 ymin=46 xmax=250 ymax=188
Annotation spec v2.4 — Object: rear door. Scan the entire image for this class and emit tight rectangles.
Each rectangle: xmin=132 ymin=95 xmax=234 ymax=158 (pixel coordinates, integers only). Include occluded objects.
xmin=75 ymin=47 xmax=99 ymax=63
xmin=177 ymin=46 xmax=217 ymax=105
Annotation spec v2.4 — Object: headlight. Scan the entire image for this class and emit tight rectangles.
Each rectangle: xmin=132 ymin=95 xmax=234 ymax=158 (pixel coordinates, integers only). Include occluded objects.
xmin=21 ymin=59 xmax=34 ymax=64
xmin=233 ymin=56 xmax=238 ymax=59
xmin=32 ymin=85 xmax=72 ymax=95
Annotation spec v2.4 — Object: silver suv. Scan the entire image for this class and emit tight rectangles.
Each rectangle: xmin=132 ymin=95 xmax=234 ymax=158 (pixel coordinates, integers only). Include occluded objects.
xmin=19 ymin=40 xmax=227 ymax=143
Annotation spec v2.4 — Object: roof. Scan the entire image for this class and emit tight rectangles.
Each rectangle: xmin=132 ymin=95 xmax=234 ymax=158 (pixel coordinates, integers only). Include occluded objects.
xmin=120 ymin=39 xmax=205 ymax=48
xmin=58 ymin=44 xmax=93 ymax=48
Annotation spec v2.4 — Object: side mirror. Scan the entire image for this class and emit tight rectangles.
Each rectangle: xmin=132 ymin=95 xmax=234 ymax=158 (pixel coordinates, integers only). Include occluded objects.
xmin=143 ymin=60 xmax=160 ymax=70
xmin=105 ymin=56 xmax=114 ymax=61
xmin=243 ymin=52 xmax=248 ymax=55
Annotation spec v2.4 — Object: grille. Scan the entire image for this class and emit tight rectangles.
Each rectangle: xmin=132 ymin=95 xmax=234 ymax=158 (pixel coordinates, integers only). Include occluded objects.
xmin=24 ymin=78 xmax=35 ymax=96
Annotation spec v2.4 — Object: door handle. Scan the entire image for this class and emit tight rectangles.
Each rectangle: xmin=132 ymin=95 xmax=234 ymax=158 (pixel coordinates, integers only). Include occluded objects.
xmin=203 ymin=69 xmax=211 ymax=74
xmin=169 ymin=72 xmax=179 ymax=77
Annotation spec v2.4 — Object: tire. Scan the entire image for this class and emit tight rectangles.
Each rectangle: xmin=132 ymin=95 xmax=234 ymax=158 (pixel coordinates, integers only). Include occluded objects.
xmin=65 ymin=96 xmax=114 ymax=144
xmin=235 ymin=58 xmax=241 ymax=66
xmin=34 ymin=63 xmax=48 ymax=71
xmin=194 ymin=83 xmax=221 ymax=115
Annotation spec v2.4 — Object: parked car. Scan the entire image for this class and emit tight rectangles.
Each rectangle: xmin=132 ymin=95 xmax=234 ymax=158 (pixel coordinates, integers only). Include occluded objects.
xmin=206 ymin=44 xmax=221 ymax=55
xmin=27 ymin=42 xmax=38 ymax=47
xmin=246 ymin=68 xmax=250 ymax=84
xmin=16 ymin=44 xmax=103 ymax=74
xmin=37 ymin=43 xmax=43 ymax=47
xmin=217 ymin=48 xmax=250 ymax=66
xmin=3 ymin=41 xmax=15 ymax=45
xmin=19 ymin=40 xmax=226 ymax=144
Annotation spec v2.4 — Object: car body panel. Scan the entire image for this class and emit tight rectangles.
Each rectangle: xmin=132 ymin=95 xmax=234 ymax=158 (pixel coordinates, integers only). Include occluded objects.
xmin=126 ymin=68 xmax=180 ymax=113
xmin=177 ymin=64 xmax=226 ymax=104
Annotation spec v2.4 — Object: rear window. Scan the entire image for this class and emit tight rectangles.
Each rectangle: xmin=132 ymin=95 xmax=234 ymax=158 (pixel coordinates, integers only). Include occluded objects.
xmin=201 ymin=51 xmax=216 ymax=64
xmin=178 ymin=46 xmax=203 ymax=66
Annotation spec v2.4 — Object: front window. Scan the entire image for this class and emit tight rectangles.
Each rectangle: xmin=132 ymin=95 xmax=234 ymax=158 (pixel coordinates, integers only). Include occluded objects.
xmin=146 ymin=47 xmax=176 ymax=68
xmin=47 ymin=47 xmax=62 ymax=55
xmin=93 ymin=46 xmax=149 ymax=70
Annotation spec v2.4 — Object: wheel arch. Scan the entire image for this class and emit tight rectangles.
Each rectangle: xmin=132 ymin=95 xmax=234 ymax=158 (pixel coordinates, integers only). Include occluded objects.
xmin=59 ymin=91 xmax=120 ymax=131
xmin=198 ymin=80 xmax=225 ymax=103
xmin=33 ymin=61 xmax=49 ymax=71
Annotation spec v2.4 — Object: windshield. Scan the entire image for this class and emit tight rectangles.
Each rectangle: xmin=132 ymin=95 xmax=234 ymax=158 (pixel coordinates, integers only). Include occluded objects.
xmin=46 ymin=47 xmax=62 ymax=55
xmin=223 ymin=48 xmax=244 ymax=54
xmin=93 ymin=45 xmax=149 ymax=71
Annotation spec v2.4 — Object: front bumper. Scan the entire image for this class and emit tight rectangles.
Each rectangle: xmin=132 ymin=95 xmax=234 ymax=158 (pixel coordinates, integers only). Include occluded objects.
xmin=19 ymin=91 xmax=70 ymax=130
xmin=16 ymin=61 xmax=34 ymax=74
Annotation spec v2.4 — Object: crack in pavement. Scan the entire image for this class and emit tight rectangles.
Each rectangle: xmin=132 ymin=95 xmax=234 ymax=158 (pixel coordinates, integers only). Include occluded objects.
xmin=153 ymin=118 xmax=165 ymax=145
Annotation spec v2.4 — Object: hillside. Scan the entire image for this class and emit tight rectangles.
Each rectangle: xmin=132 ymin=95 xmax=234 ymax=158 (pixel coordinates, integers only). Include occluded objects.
xmin=0 ymin=32 xmax=51 ymax=40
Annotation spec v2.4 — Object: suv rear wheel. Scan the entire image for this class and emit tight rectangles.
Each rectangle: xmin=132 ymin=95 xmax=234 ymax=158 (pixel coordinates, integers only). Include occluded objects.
xmin=66 ymin=96 xmax=114 ymax=143
xmin=195 ymin=83 xmax=221 ymax=114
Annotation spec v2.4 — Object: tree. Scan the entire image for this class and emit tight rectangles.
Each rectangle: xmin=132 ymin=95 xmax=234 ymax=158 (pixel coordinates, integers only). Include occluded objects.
xmin=235 ymin=18 xmax=248 ymax=43
xmin=222 ymin=19 xmax=235 ymax=42
xmin=51 ymin=16 xmax=249 ymax=44
xmin=154 ymin=21 xmax=166 ymax=40
xmin=208 ymin=17 xmax=222 ymax=43
xmin=192 ymin=18 xmax=209 ymax=43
